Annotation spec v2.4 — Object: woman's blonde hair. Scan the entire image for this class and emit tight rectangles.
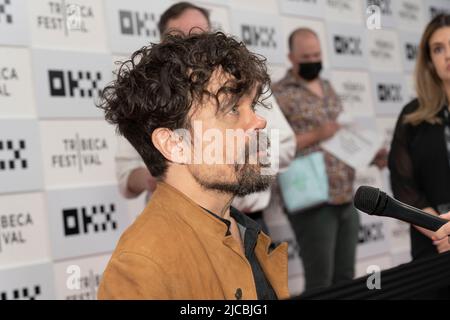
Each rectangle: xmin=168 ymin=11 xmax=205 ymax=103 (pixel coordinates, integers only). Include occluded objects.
xmin=405 ymin=14 xmax=450 ymax=126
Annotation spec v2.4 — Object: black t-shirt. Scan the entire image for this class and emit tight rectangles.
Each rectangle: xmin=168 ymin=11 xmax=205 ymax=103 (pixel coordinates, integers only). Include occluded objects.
xmin=389 ymin=99 xmax=450 ymax=260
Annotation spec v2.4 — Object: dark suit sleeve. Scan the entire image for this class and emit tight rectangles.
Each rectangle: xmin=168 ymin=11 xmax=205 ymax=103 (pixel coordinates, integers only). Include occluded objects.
xmin=388 ymin=100 xmax=430 ymax=209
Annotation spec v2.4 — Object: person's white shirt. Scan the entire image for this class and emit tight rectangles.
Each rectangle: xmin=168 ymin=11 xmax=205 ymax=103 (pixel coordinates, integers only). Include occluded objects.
xmin=115 ymin=92 xmax=296 ymax=212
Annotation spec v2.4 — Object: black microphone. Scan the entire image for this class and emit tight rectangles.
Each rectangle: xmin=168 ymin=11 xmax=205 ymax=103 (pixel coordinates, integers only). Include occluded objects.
xmin=354 ymin=186 xmax=448 ymax=231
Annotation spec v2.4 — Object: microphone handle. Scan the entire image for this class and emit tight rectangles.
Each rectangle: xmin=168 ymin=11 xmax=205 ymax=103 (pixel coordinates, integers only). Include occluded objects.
xmin=384 ymin=198 xmax=448 ymax=231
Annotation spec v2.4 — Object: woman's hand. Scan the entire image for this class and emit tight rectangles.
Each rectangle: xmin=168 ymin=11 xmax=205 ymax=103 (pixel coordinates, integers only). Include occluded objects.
xmin=432 ymin=212 xmax=450 ymax=253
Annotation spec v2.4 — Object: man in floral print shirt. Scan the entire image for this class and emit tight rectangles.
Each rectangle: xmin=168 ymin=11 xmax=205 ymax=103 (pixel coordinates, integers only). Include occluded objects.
xmin=272 ymin=27 xmax=360 ymax=293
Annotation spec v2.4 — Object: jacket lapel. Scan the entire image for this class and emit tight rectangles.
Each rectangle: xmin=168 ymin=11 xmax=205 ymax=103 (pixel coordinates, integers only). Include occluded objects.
xmin=255 ymin=232 xmax=290 ymax=300
xmin=153 ymin=182 xmax=259 ymax=300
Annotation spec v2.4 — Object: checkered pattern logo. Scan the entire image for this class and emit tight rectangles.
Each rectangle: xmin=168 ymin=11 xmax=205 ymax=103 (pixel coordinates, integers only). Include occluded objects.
xmin=0 ymin=140 xmax=27 ymax=171
xmin=430 ymin=7 xmax=450 ymax=19
xmin=119 ymin=10 xmax=158 ymax=38
xmin=334 ymin=35 xmax=363 ymax=56
xmin=405 ymin=43 xmax=418 ymax=61
xmin=0 ymin=0 xmax=13 ymax=24
xmin=63 ymin=203 xmax=117 ymax=237
xmin=359 ymin=222 xmax=384 ymax=244
xmin=1 ymin=285 xmax=41 ymax=300
xmin=48 ymin=70 xmax=103 ymax=98
xmin=241 ymin=25 xmax=277 ymax=49
xmin=377 ymin=83 xmax=402 ymax=102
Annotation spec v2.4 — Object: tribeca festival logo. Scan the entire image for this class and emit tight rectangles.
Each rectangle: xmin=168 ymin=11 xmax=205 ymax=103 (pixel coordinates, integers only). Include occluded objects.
xmin=51 ymin=134 xmax=108 ymax=173
xmin=62 ymin=203 xmax=117 ymax=237
xmin=371 ymin=39 xmax=394 ymax=60
xmin=119 ymin=9 xmax=158 ymax=38
xmin=0 ymin=139 xmax=28 ymax=172
xmin=326 ymin=0 xmax=352 ymax=12
xmin=37 ymin=2 xmax=94 ymax=35
xmin=1 ymin=285 xmax=41 ymax=300
xmin=66 ymin=265 xmax=101 ymax=299
xmin=241 ymin=25 xmax=277 ymax=49
xmin=0 ymin=210 xmax=33 ymax=253
xmin=0 ymin=0 xmax=13 ymax=24
xmin=377 ymin=83 xmax=402 ymax=102
xmin=0 ymin=64 xmax=19 ymax=97
xmin=48 ymin=69 xmax=102 ymax=99
xmin=398 ymin=1 xmax=420 ymax=21
xmin=341 ymin=80 xmax=365 ymax=105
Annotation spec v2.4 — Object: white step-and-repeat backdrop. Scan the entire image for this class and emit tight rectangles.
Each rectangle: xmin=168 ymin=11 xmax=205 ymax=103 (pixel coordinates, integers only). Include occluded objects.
xmin=1 ymin=0 xmax=449 ymax=299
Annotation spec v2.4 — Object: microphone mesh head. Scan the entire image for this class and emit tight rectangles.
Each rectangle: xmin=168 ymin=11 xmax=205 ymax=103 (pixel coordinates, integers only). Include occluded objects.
xmin=353 ymin=186 xmax=380 ymax=214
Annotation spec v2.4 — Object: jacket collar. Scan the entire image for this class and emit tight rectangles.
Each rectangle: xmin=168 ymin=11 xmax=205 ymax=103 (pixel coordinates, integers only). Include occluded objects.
xmin=150 ymin=181 xmax=290 ymax=299
xmin=150 ymin=181 xmax=231 ymax=239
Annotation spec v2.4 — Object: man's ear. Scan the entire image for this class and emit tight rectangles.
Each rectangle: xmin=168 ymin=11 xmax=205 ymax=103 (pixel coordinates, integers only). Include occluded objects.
xmin=152 ymin=128 xmax=188 ymax=164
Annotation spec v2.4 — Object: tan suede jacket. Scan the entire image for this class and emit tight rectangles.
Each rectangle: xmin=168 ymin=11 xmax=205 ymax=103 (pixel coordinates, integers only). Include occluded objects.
xmin=98 ymin=182 xmax=289 ymax=300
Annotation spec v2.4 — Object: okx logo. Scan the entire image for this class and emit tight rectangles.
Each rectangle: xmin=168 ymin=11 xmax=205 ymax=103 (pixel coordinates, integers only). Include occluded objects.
xmin=119 ymin=10 xmax=158 ymax=38
xmin=430 ymin=7 xmax=450 ymax=19
xmin=1 ymin=285 xmax=41 ymax=300
xmin=405 ymin=43 xmax=418 ymax=61
xmin=0 ymin=139 xmax=27 ymax=171
xmin=0 ymin=0 xmax=13 ymax=24
xmin=241 ymin=25 xmax=277 ymax=49
xmin=334 ymin=35 xmax=362 ymax=56
xmin=359 ymin=222 xmax=384 ymax=244
xmin=63 ymin=204 xmax=117 ymax=237
xmin=48 ymin=70 xmax=102 ymax=98
xmin=377 ymin=83 xmax=402 ymax=102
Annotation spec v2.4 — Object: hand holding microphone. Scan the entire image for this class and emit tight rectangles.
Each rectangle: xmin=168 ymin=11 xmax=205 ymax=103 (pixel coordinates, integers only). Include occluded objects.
xmin=353 ymin=186 xmax=450 ymax=252
xmin=353 ymin=186 xmax=449 ymax=231
xmin=433 ymin=212 xmax=450 ymax=250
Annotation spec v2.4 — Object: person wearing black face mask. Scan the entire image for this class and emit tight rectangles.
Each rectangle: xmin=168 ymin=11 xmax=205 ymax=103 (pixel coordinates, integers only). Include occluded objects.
xmin=272 ymin=28 xmax=387 ymax=294
xmin=298 ymin=61 xmax=323 ymax=81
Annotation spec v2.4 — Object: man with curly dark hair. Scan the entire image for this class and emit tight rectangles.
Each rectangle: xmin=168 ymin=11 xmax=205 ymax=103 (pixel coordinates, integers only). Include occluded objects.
xmin=97 ymin=32 xmax=289 ymax=300
xmin=115 ymin=2 xmax=211 ymax=198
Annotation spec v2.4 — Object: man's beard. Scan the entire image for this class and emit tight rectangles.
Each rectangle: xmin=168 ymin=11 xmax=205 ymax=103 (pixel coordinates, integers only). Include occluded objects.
xmin=190 ymin=163 xmax=274 ymax=197
xmin=188 ymin=138 xmax=274 ymax=197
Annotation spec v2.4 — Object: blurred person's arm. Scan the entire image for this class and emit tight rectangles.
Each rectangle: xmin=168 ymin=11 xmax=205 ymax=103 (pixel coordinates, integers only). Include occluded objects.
xmin=127 ymin=167 xmax=157 ymax=197
xmin=271 ymin=84 xmax=340 ymax=152
xmin=388 ymin=104 xmax=435 ymax=240
xmin=370 ymin=147 xmax=389 ymax=170
xmin=295 ymin=121 xmax=340 ymax=150
xmin=116 ymin=136 xmax=156 ymax=199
